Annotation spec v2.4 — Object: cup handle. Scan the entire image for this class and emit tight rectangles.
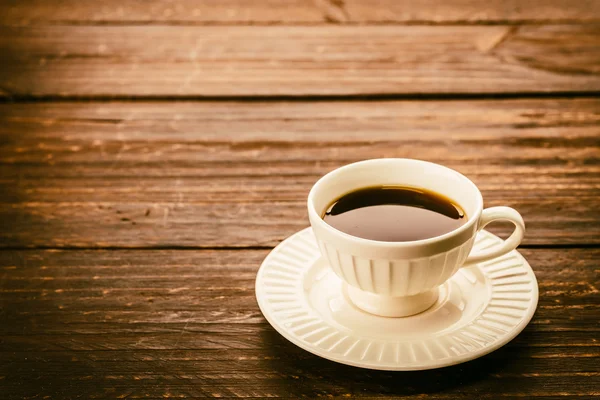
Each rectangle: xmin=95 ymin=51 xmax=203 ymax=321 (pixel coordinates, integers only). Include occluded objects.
xmin=463 ymin=206 xmax=525 ymax=266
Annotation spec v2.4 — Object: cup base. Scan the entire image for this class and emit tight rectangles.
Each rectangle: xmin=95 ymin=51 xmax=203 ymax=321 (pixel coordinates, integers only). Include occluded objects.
xmin=346 ymin=285 xmax=439 ymax=317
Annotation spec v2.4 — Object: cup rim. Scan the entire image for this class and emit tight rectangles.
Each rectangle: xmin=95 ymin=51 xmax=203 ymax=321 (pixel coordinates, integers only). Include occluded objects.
xmin=307 ymin=158 xmax=484 ymax=248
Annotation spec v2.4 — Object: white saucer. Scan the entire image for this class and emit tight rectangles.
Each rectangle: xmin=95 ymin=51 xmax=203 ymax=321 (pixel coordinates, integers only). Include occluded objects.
xmin=256 ymin=228 xmax=538 ymax=371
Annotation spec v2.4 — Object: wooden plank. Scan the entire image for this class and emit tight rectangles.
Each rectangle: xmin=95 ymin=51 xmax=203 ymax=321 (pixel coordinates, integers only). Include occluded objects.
xmin=1 ymin=0 xmax=599 ymax=25
xmin=0 ymin=248 xmax=598 ymax=314
xmin=342 ymin=0 xmax=600 ymax=24
xmin=0 ymin=248 xmax=598 ymax=399
xmin=1 ymin=25 xmax=599 ymax=97
xmin=1 ymin=0 xmax=325 ymax=24
xmin=1 ymin=199 xmax=597 ymax=247
xmin=1 ymin=99 xmax=598 ymax=247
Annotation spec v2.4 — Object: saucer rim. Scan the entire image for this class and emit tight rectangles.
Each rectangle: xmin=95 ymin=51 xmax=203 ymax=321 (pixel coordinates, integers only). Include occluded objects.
xmin=255 ymin=227 xmax=539 ymax=371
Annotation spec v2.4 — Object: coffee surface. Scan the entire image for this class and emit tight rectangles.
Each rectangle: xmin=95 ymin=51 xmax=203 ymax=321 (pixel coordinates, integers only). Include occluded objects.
xmin=323 ymin=186 xmax=466 ymax=242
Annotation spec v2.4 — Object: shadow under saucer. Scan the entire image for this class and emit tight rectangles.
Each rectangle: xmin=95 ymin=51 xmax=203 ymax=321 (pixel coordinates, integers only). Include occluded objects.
xmin=257 ymin=324 xmax=538 ymax=397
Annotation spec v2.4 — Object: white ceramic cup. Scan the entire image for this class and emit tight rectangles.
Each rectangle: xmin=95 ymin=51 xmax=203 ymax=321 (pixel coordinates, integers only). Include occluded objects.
xmin=307 ymin=159 xmax=525 ymax=317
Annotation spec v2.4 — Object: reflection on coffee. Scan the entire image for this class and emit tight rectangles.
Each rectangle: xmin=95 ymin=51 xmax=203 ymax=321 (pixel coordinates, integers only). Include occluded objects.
xmin=322 ymin=186 xmax=466 ymax=242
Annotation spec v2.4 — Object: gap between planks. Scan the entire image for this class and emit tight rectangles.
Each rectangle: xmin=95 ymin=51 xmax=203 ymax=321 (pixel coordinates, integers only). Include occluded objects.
xmin=2 ymin=92 xmax=600 ymax=103
xmin=3 ymin=18 xmax=600 ymax=27
xmin=0 ymin=244 xmax=598 ymax=251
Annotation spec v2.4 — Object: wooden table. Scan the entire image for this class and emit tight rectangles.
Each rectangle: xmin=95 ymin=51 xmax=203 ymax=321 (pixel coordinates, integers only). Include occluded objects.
xmin=1 ymin=1 xmax=599 ymax=398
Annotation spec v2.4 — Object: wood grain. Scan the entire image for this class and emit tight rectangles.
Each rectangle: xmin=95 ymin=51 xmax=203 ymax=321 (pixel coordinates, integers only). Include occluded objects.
xmin=0 ymin=248 xmax=598 ymax=399
xmin=1 ymin=0 xmax=599 ymax=25
xmin=1 ymin=99 xmax=599 ymax=248
xmin=342 ymin=0 xmax=600 ymax=24
xmin=1 ymin=25 xmax=599 ymax=97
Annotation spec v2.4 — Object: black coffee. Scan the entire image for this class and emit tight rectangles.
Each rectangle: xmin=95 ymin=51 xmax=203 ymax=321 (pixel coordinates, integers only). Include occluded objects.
xmin=322 ymin=186 xmax=466 ymax=242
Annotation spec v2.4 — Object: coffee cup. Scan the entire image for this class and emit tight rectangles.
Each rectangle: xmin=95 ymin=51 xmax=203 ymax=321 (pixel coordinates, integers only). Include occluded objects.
xmin=307 ymin=158 xmax=525 ymax=317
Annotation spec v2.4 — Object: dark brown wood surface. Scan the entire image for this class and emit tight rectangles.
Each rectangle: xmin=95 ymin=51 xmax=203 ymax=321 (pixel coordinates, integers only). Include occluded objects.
xmin=0 ymin=1 xmax=599 ymax=399
xmin=1 ymin=248 xmax=599 ymax=399
xmin=1 ymin=99 xmax=599 ymax=247
xmin=1 ymin=25 xmax=600 ymax=97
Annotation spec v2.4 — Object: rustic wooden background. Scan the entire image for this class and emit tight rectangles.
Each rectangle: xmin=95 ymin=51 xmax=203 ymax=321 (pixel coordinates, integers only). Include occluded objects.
xmin=0 ymin=1 xmax=599 ymax=398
